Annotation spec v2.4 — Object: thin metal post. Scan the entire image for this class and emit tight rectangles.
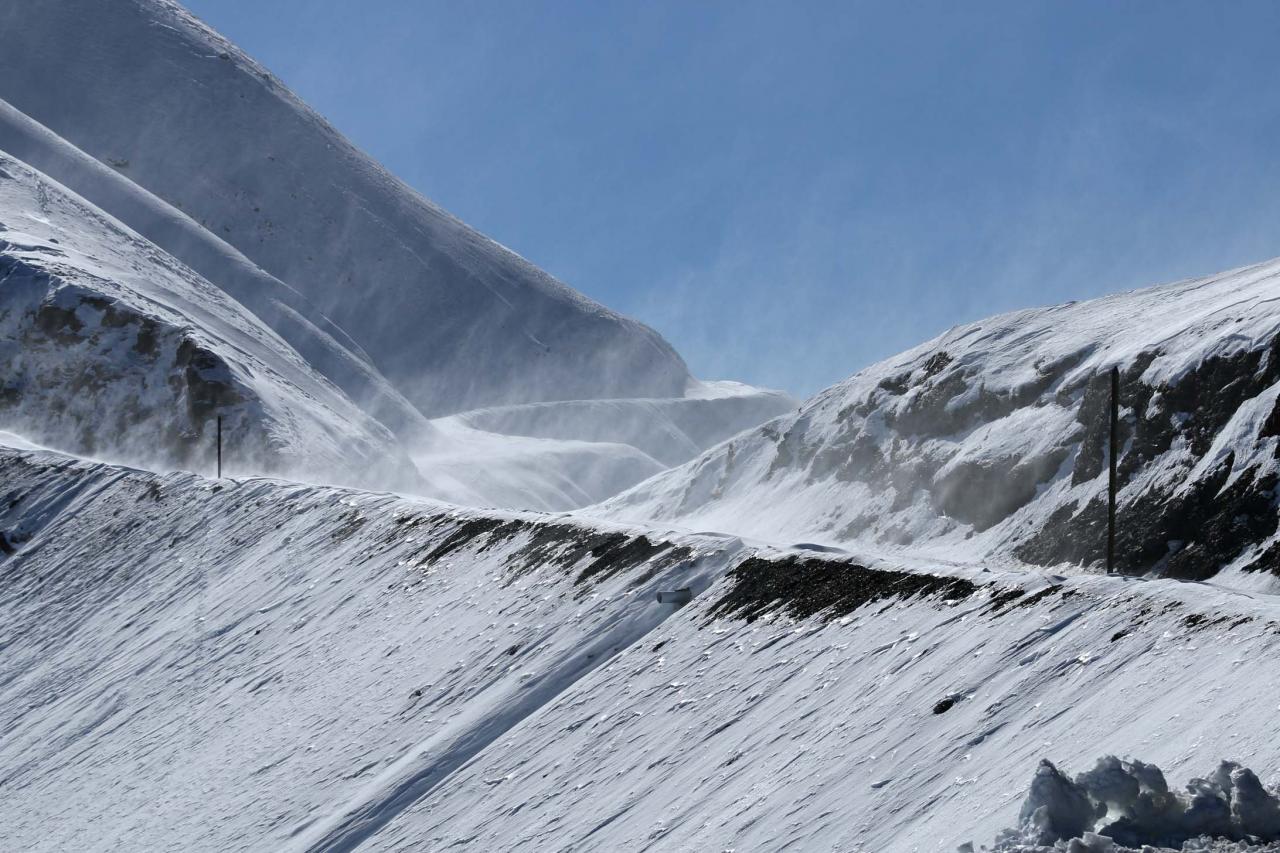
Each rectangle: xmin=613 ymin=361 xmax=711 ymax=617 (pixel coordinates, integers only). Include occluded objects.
xmin=1107 ymin=367 xmax=1118 ymax=574
xmin=216 ymin=415 xmax=222 ymax=479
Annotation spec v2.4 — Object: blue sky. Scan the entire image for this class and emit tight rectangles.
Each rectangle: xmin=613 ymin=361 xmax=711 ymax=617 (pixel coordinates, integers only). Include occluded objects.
xmin=185 ymin=1 xmax=1280 ymax=397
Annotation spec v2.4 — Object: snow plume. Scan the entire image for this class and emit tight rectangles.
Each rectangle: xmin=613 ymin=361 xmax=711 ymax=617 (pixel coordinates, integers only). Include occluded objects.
xmin=983 ymin=757 xmax=1280 ymax=851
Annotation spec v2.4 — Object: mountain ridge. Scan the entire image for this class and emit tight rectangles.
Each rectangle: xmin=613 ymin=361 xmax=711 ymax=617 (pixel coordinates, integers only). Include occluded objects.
xmin=0 ymin=0 xmax=690 ymax=416
xmin=596 ymin=257 xmax=1280 ymax=586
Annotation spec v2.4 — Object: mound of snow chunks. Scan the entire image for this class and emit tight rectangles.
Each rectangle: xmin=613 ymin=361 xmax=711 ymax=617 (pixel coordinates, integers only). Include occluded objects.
xmin=964 ymin=756 xmax=1280 ymax=852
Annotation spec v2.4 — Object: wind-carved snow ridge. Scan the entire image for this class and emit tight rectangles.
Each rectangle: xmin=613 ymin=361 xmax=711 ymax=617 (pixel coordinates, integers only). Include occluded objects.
xmin=12 ymin=441 xmax=1280 ymax=851
xmin=0 ymin=0 xmax=694 ymax=415
xmin=0 ymin=86 xmax=793 ymax=507
xmin=982 ymin=756 xmax=1280 ymax=852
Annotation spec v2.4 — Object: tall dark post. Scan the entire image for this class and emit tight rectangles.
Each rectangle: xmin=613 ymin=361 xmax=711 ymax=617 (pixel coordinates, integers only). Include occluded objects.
xmin=216 ymin=415 xmax=222 ymax=479
xmin=1107 ymin=367 xmax=1118 ymax=574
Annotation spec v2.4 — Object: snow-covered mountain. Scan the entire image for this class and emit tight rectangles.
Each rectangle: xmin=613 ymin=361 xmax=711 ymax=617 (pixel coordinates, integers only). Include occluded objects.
xmin=7 ymin=3 xmax=1280 ymax=851
xmin=5 ymin=440 xmax=1280 ymax=852
xmin=0 ymin=0 xmax=793 ymax=503
xmin=0 ymin=0 xmax=688 ymax=417
xmin=0 ymin=97 xmax=430 ymax=441
xmin=0 ymin=151 xmax=413 ymax=489
xmin=598 ymin=260 xmax=1280 ymax=585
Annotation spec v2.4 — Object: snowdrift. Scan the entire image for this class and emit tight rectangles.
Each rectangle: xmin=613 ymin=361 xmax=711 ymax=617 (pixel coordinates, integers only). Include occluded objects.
xmin=5 ymin=443 xmax=1280 ymax=851
xmin=600 ymin=259 xmax=1280 ymax=583
xmin=413 ymin=381 xmax=796 ymax=511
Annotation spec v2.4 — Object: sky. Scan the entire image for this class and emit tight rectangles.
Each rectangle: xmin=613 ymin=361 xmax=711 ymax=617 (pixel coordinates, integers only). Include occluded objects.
xmin=183 ymin=0 xmax=1280 ymax=397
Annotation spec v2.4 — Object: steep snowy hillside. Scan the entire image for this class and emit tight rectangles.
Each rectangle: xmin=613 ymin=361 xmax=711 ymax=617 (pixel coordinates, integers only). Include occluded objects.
xmin=0 ymin=0 xmax=690 ymax=416
xmin=0 ymin=107 xmax=791 ymax=508
xmin=0 ymin=97 xmax=428 ymax=438
xmin=0 ymin=152 xmax=412 ymax=489
xmin=600 ymin=259 xmax=1280 ymax=583
xmin=0 ymin=3 xmax=794 ymax=508
xmin=5 ymin=443 xmax=1280 ymax=852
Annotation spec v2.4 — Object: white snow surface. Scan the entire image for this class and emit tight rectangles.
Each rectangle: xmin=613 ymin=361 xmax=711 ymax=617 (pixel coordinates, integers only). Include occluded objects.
xmin=597 ymin=259 xmax=1280 ymax=575
xmin=5 ymin=444 xmax=1280 ymax=852
xmin=4 ymin=4 xmax=1279 ymax=851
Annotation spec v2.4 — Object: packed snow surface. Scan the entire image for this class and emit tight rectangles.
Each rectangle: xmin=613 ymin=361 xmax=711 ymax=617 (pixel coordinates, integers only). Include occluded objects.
xmin=5 ymin=443 xmax=1280 ymax=852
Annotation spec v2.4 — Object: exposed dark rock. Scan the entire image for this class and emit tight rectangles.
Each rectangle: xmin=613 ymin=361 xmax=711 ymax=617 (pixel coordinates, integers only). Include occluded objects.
xmin=174 ymin=338 xmax=244 ymax=426
xmin=402 ymin=514 xmax=695 ymax=597
xmin=1016 ymin=335 xmax=1280 ymax=577
xmin=32 ymin=302 xmax=83 ymax=343
xmin=985 ymin=587 xmax=1026 ymax=614
xmin=133 ymin=318 xmax=159 ymax=357
xmin=707 ymin=554 xmax=977 ymax=624
xmin=418 ymin=517 xmax=508 ymax=564
xmin=920 ymin=350 xmax=953 ymax=380
xmin=1011 ymin=585 xmax=1062 ymax=611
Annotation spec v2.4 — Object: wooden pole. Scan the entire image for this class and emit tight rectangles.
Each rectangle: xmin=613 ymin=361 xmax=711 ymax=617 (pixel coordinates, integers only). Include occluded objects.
xmin=216 ymin=415 xmax=222 ymax=479
xmin=1107 ymin=367 xmax=1118 ymax=574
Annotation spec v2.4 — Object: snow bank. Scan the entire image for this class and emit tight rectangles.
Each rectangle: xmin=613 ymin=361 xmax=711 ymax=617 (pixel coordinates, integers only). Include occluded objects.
xmin=985 ymin=756 xmax=1280 ymax=852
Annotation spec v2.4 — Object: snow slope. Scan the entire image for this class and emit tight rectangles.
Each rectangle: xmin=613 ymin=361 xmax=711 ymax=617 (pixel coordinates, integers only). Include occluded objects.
xmin=0 ymin=0 xmax=691 ymax=416
xmin=448 ymin=381 xmax=796 ymax=468
xmin=0 ymin=152 xmax=413 ymax=489
xmin=600 ymin=259 xmax=1280 ymax=583
xmin=5 ymin=443 xmax=1280 ymax=852
xmin=0 ymin=4 xmax=793 ymax=509
xmin=0 ymin=97 xmax=429 ymax=439
xmin=0 ymin=111 xmax=790 ymax=507
xmin=0 ymin=120 xmax=789 ymax=507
